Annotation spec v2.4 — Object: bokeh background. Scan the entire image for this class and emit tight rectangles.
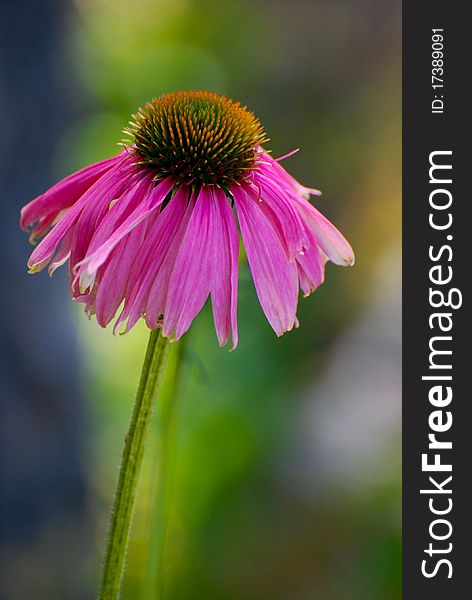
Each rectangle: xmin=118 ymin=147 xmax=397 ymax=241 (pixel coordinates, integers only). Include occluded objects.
xmin=0 ymin=0 xmax=401 ymax=598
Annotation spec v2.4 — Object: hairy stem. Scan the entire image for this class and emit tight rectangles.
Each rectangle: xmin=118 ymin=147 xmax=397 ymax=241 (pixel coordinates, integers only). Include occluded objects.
xmin=99 ymin=329 xmax=170 ymax=600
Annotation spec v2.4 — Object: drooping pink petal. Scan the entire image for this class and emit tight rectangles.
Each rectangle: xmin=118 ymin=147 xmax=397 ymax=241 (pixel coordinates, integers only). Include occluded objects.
xmin=70 ymin=172 xmax=155 ymax=295
xmin=232 ymin=186 xmax=299 ymax=336
xmin=28 ymin=211 xmax=63 ymax=244
xmin=94 ymin=219 xmax=148 ymax=327
xmin=143 ymin=193 xmax=196 ymax=330
xmin=162 ymin=188 xmax=216 ymax=341
xmin=78 ymin=171 xmax=154 ymax=259
xmin=209 ymin=188 xmax=239 ymax=349
xmin=48 ymin=226 xmax=75 ymax=276
xmin=292 ymin=197 xmax=355 ymax=267
xmin=27 ymin=159 xmax=136 ymax=272
xmin=69 ymin=174 xmax=147 ymax=283
xmin=247 ymin=172 xmax=308 ymax=260
xmin=116 ymin=186 xmax=193 ymax=333
xmin=20 ymin=151 xmax=127 ymax=231
xmin=79 ymin=177 xmax=175 ymax=277
xmin=74 ymin=293 xmax=95 ymax=315
xmin=296 ymin=229 xmax=326 ymax=296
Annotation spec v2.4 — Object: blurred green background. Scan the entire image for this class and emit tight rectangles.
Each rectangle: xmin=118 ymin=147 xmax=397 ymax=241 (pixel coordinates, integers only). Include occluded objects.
xmin=1 ymin=0 xmax=401 ymax=598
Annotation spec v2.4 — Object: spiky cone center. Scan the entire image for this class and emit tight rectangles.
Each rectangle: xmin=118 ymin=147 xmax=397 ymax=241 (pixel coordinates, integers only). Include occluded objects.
xmin=125 ymin=91 xmax=268 ymax=187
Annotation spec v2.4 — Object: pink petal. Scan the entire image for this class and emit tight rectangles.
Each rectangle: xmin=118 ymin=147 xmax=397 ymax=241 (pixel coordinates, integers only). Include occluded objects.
xmin=162 ymin=188 xmax=215 ymax=341
xmin=232 ymin=186 xmax=299 ymax=336
xmin=247 ymin=173 xmax=308 ymax=260
xmin=293 ymin=198 xmax=355 ymax=267
xmin=296 ymin=229 xmax=326 ymax=296
xmin=27 ymin=160 xmax=135 ymax=272
xmin=143 ymin=193 xmax=196 ymax=330
xmin=69 ymin=173 xmax=146 ymax=286
xmin=20 ymin=151 xmax=127 ymax=231
xmin=70 ymin=172 xmax=154 ymax=295
xmin=209 ymin=188 xmax=239 ymax=349
xmin=117 ymin=186 xmax=193 ymax=332
xmin=94 ymin=220 xmax=148 ymax=327
xmin=80 ymin=177 xmax=175 ymax=276
xmin=48 ymin=226 xmax=75 ymax=276
xmin=79 ymin=171 xmax=153 ymax=258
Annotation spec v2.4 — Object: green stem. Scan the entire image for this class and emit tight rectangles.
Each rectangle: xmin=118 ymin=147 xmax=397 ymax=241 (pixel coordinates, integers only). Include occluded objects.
xmin=99 ymin=329 xmax=171 ymax=600
xmin=145 ymin=337 xmax=186 ymax=600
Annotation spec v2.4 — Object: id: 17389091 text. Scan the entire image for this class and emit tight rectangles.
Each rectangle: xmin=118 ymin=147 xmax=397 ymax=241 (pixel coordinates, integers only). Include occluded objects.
xmin=432 ymin=29 xmax=445 ymax=114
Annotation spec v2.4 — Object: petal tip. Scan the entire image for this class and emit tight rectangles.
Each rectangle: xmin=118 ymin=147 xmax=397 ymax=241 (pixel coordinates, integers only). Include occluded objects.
xmin=343 ymin=249 xmax=355 ymax=267
xmin=27 ymin=262 xmax=43 ymax=274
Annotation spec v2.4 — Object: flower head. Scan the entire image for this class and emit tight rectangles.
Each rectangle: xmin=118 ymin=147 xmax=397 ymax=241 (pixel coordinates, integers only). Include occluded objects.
xmin=128 ymin=91 xmax=268 ymax=186
xmin=21 ymin=91 xmax=354 ymax=349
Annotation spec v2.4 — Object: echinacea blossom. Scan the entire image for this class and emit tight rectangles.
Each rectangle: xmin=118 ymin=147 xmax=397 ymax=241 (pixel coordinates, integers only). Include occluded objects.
xmin=21 ymin=91 xmax=354 ymax=348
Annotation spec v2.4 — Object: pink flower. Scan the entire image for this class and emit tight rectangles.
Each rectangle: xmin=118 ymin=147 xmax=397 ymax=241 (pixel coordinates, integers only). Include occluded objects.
xmin=21 ymin=91 xmax=354 ymax=349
